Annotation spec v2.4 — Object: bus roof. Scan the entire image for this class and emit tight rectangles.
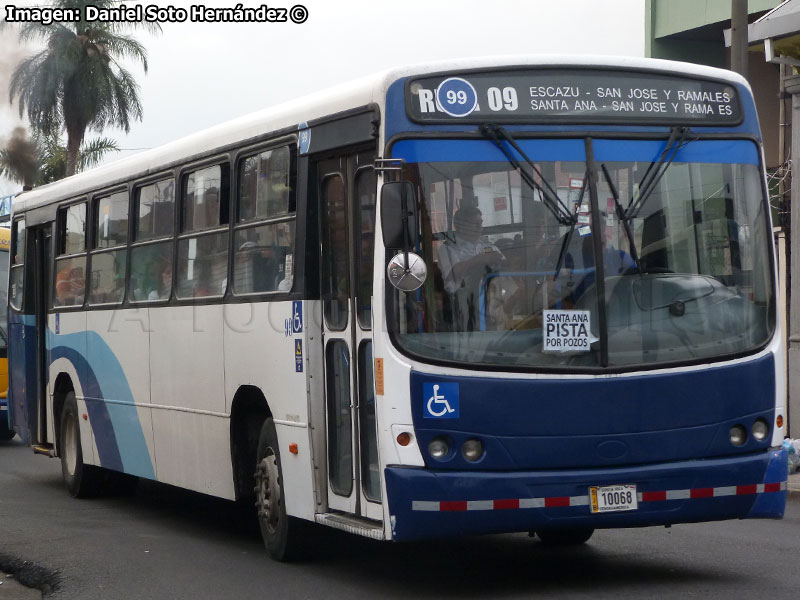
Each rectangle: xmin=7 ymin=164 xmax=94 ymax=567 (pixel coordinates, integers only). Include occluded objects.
xmin=13 ymin=54 xmax=749 ymax=215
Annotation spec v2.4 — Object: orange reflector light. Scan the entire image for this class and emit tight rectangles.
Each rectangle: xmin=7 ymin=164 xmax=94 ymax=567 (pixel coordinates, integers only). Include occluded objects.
xmin=397 ymin=432 xmax=412 ymax=446
xmin=82 ymin=413 xmax=88 ymax=421
xmin=289 ymin=443 xmax=298 ymax=455
xmin=777 ymin=415 xmax=784 ymax=429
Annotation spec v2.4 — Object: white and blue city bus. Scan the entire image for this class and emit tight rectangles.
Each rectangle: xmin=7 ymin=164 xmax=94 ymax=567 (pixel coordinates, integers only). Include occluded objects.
xmin=8 ymin=56 xmax=787 ymax=559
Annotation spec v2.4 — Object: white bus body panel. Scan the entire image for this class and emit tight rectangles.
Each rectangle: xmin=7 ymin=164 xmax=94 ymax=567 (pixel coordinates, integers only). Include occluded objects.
xmin=149 ymin=304 xmax=232 ymax=497
xmin=222 ymin=300 xmax=317 ymax=519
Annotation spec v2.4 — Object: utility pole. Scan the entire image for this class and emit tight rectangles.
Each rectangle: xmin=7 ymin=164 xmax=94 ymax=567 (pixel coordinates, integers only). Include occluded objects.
xmin=731 ymin=0 xmax=749 ymax=79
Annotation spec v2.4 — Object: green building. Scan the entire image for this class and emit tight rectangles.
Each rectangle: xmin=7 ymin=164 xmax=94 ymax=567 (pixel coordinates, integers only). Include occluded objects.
xmin=647 ymin=0 xmax=800 ymax=437
xmin=645 ymin=0 xmax=783 ymax=169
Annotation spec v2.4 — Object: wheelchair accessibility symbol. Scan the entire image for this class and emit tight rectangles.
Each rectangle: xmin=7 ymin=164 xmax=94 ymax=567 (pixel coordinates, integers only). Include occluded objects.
xmin=423 ymin=383 xmax=459 ymax=419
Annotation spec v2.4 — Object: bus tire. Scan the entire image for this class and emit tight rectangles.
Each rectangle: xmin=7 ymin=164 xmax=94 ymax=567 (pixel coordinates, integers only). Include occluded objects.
xmin=60 ymin=392 xmax=100 ymax=498
xmin=254 ymin=417 xmax=303 ymax=561
xmin=535 ymin=528 xmax=594 ymax=546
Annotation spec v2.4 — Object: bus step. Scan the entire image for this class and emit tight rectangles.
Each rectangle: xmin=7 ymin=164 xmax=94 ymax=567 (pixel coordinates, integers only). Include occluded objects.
xmin=32 ymin=444 xmax=55 ymax=457
xmin=314 ymin=513 xmax=385 ymax=540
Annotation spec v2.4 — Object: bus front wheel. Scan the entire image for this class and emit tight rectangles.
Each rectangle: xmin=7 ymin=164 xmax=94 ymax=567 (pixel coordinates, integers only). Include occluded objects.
xmin=254 ymin=417 xmax=304 ymax=561
xmin=60 ymin=392 xmax=101 ymax=498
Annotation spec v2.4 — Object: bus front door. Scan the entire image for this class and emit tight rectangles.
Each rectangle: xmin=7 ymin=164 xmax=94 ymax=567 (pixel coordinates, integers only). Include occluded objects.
xmin=317 ymin=149 xmax=381 ymax=521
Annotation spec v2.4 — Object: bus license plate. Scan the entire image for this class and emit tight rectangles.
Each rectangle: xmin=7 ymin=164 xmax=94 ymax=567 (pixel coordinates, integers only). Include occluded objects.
xmin=590 ymin=484 xmax=638 ymax=514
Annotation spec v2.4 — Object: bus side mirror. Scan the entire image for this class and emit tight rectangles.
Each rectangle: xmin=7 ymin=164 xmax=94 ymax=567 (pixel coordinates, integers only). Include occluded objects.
xmin=380 ymin=181 xmax=419 ymax=249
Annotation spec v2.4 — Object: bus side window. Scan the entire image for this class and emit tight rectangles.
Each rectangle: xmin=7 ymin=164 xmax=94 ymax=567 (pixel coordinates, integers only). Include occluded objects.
xmin=233 ymin=145 xmax=295 ymax=295
xmin=89 ymin=191 xmax=128 ymax=305
xmin=176 ymin=164 xmax=230 ymax=299
xmin=54 ymin=202 xmax=87 ymax=308
xmin=129 ymin=178 xmax=175 ymax=303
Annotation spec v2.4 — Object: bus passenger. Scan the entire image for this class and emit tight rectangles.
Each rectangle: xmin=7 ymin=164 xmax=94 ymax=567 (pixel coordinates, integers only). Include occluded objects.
xmin=148 ymin=262 xmax=172 ymax=301
xmin=438 ymin=206 xmax=504 ymax=293
xmin=56 ymin=265 xmax=84 ymax=305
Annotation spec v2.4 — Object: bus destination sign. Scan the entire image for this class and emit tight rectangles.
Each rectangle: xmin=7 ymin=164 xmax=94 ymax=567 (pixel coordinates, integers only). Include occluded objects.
xmin=405 ymin=69 xmax=742 ymax=125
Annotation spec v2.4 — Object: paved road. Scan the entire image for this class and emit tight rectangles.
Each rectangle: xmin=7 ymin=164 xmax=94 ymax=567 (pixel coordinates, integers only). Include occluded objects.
xmin=1 ymin=436 xmax=799 ymax=599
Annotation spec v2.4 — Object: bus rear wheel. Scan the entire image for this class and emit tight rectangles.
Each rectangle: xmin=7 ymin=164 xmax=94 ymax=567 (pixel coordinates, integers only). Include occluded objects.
xmin=254 ymin=417 xmax=304 ymax=561
xmin=60 ymin=392 xmax=101 ymax=498
xmin=535 ymin=528 xmax=594 ymax=546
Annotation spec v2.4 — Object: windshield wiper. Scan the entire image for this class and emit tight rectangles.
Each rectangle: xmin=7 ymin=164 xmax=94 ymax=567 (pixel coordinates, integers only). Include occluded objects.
xmin=553 ymin=175 xmax=587 ymax=280
xmin=600 ymin=163 xmax=640 ymax=271
xmin=625 ymin=126 xmax=690 ymax=221
xmin=479 ymin=123 xmax=576 ymax=226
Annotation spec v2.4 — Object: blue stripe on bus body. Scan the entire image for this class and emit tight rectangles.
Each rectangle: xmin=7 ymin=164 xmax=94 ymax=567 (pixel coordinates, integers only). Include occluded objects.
xmin=592 ymin=138 xmax=759 ymax=165
xmin=390 ymin=138 xmax=760 ymax=165
xmin=392 ymin=138 xmax=586 ymax=163
xmin=48 ymin=330 xmax=155 ymax=479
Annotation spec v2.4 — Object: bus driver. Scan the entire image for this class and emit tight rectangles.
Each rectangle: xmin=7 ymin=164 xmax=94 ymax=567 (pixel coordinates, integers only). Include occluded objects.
xmin=437 ymin=205 xmax=504 ymax=330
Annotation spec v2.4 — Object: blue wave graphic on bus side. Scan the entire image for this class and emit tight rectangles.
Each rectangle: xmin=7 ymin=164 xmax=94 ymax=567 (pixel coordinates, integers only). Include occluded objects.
xmin=48 ymin=330 xmax=155 ymax=479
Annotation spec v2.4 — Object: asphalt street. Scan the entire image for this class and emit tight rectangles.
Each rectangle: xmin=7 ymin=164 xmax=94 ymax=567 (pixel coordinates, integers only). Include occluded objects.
xmin=1 ymin=436 xmax=799 ymax=599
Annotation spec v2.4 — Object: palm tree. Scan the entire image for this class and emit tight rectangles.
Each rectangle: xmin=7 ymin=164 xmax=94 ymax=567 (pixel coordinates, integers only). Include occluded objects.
xmin=0 ymin=127 xmax=119 ymax=187
xmin=37 ymin=134 xmax=120 ymax=184
xmin=0 ymin=127 xmax=39 ymax=188
xmin=6 ymin=0 xmax=158 ymax=177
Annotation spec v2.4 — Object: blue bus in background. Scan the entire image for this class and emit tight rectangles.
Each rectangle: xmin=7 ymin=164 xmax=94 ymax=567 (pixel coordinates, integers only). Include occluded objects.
xmin=9 ymin=56 xmax=787 ymax=560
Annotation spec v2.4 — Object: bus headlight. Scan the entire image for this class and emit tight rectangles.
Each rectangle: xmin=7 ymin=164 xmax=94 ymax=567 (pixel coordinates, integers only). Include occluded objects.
xmin=428 ymin=437 xmax=450 ymax=460
xmin=462 ymin=439 xmax=484 ymax=462
xmin=751 ymin=419 xmax=769 ymax=442
xmin=729 ymin=425 xmax=747 ymax=446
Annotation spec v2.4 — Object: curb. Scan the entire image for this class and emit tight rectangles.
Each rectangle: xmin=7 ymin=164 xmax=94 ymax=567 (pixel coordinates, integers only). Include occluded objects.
xmin=787 ymin=473 xmax=800 ymax=497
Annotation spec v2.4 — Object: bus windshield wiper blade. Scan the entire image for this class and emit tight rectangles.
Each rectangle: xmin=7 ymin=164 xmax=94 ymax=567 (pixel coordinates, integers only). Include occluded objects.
xmin=479 ymin=123 xmax=576 ymax=226
xmin=625 ymin=126 xmax=690 ymax=221
xmin=601 ymin=163 xmax=640 ymax=271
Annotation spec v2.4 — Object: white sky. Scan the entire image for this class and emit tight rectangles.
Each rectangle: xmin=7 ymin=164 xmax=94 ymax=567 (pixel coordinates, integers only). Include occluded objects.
xmin=0 ymin=0 xmax=645 ymax=196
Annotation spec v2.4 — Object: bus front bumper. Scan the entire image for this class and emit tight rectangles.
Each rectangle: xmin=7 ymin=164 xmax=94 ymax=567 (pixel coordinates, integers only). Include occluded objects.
xmin=384 ymin=449 xmax=787 ymax=541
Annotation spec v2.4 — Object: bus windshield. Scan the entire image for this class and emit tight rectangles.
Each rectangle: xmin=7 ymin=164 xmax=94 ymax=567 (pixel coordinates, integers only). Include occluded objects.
xmin=389 ymin=138 xmax=774 ymax=370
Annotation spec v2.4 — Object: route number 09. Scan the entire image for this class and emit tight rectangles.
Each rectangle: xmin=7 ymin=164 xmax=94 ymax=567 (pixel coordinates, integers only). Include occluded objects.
xmin=487 ymin=86 xmax=519 ymax=111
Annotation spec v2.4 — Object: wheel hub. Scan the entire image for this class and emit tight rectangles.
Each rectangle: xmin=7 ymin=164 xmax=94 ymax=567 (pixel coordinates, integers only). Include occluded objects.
xmin=254 ymin=450 xmax=281 ymax=535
